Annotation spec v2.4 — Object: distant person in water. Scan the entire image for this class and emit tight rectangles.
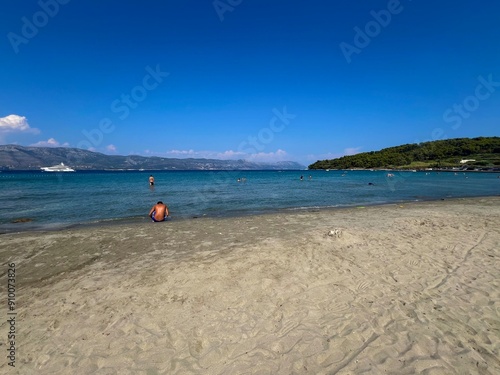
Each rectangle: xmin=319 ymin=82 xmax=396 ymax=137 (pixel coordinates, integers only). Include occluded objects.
xmin=149 ymin=175 xmax=155 ymax=186
xmin=149 ymin=201 xmax=169 ymax=222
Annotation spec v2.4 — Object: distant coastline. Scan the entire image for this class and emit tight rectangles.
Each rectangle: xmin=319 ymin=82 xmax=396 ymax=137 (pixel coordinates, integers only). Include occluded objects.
xmin=308 ymin=137 xmax=500 ymax=171
xmin=0 ymin=144 xmax=305 ymax=171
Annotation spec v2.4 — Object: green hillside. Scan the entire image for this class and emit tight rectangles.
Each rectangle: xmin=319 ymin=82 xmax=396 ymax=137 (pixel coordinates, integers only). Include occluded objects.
xmin=308 ymin=137 xmax=500 ymax=170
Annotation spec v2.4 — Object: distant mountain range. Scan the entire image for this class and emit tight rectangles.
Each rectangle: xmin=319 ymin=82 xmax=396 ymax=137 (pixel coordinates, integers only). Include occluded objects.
xmin=0 ymin=145 xmax=305 ymax=170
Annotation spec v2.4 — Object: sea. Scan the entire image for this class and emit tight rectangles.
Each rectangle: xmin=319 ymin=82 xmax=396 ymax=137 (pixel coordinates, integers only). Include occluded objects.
xmin=0 ymin=169 xmax=499 ymax=233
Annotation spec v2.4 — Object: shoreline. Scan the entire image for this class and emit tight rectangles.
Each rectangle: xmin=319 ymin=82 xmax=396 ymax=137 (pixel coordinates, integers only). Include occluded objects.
xmin=1 ymin=196 xmax=499 ymax=373
xmin=2 ymin=193 xmax=499 ymax=236
xmin=2 ymin=167 xmax=499 ymax=172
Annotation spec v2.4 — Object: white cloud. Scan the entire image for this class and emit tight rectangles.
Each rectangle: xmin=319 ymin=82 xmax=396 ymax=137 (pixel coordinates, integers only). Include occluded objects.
xmin=106 ymin=144 xmax=117 ymax=152
xmin=30 ymin=138 xmax=69 ymax=147
xmin=0 ymin=114 xmax=39 ymax=134
xmin=245 ymin=149 xmax=288 ymax=162
xmin=161 ymin=149 xmax=227 ymax=159
xmin=156 ymin=148 xmax=287 ymax=162
xmin=214 ymin=150 xmax=246 ymax=159
xmin=166 ymin=149 xmax=197 ymax=156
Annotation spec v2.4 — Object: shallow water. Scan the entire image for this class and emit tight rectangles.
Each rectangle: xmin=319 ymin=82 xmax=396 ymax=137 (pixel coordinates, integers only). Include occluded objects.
xmin=0 ymin=169 xmax=498 ymax=232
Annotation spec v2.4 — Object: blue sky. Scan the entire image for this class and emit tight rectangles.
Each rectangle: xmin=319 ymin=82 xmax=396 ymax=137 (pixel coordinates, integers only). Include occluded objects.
xmin=1 ymin=0 xmax=499 ymax=166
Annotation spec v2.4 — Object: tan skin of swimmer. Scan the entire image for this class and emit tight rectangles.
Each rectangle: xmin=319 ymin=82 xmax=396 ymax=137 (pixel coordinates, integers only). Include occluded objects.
xmin=149 ymin=202 xmax=169 ymax=221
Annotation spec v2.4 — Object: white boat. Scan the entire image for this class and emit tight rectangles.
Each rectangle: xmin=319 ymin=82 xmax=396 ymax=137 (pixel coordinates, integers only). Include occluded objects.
xmin=41 ymin=163 xmax=75 ymax=172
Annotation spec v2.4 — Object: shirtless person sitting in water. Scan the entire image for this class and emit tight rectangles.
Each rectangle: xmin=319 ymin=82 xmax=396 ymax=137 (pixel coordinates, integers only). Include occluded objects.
xmin=149 ymin=201 xmax=169 ymax=222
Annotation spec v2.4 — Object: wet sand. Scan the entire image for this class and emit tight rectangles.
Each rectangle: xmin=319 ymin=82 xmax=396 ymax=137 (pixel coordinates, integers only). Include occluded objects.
xmin=1 ymin=197 xmax=499 ymax=374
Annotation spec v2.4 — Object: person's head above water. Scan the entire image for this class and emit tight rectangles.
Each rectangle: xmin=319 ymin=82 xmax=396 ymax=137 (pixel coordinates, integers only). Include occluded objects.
xmin=157 ymin=201 xmax=163 ymax=204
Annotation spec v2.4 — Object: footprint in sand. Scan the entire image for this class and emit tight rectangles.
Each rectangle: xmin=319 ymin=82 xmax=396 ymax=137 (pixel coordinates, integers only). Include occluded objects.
xmin=407 ymin=258 xmax=421 ymax=267
xmin=328 ymin=301 xmax=350 ymax=315
xmin=356 ymin=280 xmax=372 ymax=292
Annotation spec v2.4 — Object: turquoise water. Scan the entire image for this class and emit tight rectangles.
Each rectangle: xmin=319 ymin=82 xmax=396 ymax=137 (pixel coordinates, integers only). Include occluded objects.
xmin=0 ymin=170 xmax=498 ymax=233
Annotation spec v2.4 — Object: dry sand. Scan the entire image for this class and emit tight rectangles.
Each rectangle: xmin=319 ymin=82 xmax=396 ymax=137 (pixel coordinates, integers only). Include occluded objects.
xmin=1 ymin=197 xmax=499 ymax=374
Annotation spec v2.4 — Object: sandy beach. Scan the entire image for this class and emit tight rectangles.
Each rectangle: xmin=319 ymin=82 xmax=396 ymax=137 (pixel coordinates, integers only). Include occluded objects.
xmin=1 ymin=197 xmax=499 ymax=374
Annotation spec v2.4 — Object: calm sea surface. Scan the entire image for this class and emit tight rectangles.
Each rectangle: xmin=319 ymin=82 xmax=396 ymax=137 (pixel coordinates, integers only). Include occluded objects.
xmin=0 ymin=170 xmax=499 ymax=233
